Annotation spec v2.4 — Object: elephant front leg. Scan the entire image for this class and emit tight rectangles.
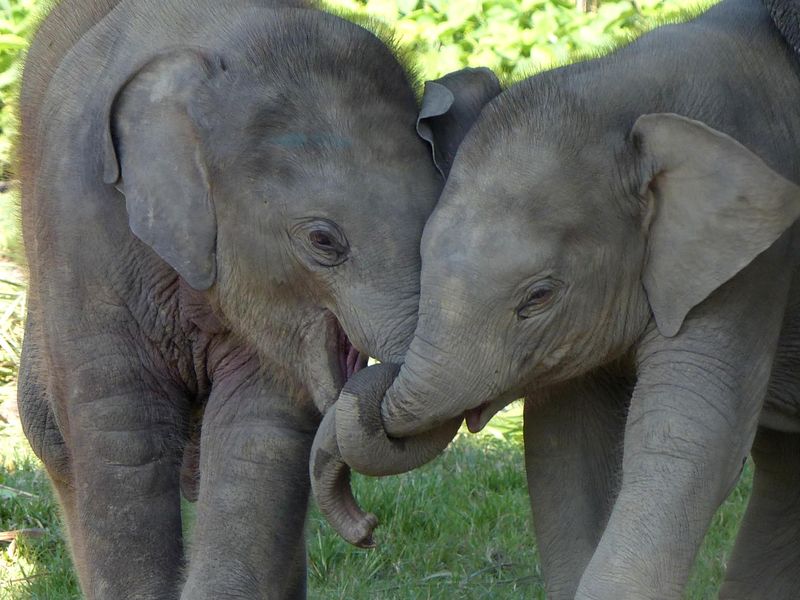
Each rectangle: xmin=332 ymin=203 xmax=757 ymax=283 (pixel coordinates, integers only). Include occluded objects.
xmin=719 ymin=426 xmax=800 ymax=599
xmin=63 ymin=359 xmax=188 ymax=599
xmin=181 ymin=368 xmax=316 ymax=600
xmin=523 ymin=369 xmax=630 ymax=600
xmin=576 ymin=255 xmax=793 ymax=599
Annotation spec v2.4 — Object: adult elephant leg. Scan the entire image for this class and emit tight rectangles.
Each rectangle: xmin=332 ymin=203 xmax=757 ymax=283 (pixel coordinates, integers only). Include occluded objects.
xmin=181 ymin=360 xmax=315 ymax=600
xmin=523 ymin=368 xmax=630 ymax=600
xmin=61 ymin=336 xmax=188 ymax=600
xmin=719 ymin=427 xmax=800 ymax=599
xmin=576 ymin=245 xmax=793 ymax=600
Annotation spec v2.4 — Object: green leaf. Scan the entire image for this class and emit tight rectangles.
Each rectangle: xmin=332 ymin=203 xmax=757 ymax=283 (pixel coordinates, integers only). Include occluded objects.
xmin=0 ymin=33 xmax=26 ymax=50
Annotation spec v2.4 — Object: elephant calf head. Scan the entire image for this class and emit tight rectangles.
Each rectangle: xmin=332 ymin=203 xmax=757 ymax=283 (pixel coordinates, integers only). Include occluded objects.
xmin=104 ymin=13 xmax=478 ymax=414
xmin=313 ymin=66 xmax=800 ymax=546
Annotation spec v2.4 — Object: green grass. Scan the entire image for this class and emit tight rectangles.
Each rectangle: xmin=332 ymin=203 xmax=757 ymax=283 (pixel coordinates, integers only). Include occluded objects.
xmin=1 ymin=388 xmax=752 ymax=599
xmin=0 ymin=415 xmax=79 ymax=600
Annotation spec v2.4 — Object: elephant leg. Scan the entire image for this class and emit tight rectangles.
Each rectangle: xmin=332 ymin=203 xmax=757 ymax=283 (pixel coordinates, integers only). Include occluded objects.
xmin=576 ymin=247 xmax=793 ymax=599
xmin=18 ymin=313 xmax=71 ymax=485
xmin=17 ymin=362 xmax=88 ymax=580
xmin=60 ymin=342 xmax=188 ymax=600
xmin=181 ymin=361 xmax=316 ymax=600
xmin=719 ymin=426 xmax=800 ymax=599
xmin=721 ymin=295 xmax=800 ymax=599
xmin=18 ymin=313 xmax=87 ymax=585
xmin=523 ymin=368 xmax=631 ymax=600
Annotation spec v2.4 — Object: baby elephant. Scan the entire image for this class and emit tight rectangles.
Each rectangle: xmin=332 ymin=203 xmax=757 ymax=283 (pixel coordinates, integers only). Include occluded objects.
xmin=15 ymin=0 xmax=498 ymax=598
xmin=314 ymin=0 xmax=800 ymax=598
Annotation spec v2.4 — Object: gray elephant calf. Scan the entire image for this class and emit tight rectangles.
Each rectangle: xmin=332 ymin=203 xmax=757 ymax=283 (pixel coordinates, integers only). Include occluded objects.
xmin=13 ymin=0 xmax=495 ymax=597
xmin=314 ymin=0 xmax=800 ymax=598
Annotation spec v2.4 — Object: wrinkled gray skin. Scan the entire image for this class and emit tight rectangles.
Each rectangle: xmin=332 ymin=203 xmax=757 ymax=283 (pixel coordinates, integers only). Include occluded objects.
xmin=316 ymin=0 xmax=800 ymax=598
xmin=14 ymin=0 xmax=470 ymax=597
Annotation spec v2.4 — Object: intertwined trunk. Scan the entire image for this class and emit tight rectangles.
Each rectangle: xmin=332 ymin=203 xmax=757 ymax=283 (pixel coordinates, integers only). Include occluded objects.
xmin=309 ymin=363 xmax=461 ymax=546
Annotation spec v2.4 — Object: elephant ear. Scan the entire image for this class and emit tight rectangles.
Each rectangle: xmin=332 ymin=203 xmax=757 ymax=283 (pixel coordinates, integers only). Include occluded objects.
xmin=633 ymin=113 xmax=800 ymax=337
xmin=763 ymin=0 xmax=800 ymax=55
xmin=417 ymin=67 xmax=501 ymax=177
xmin=104 ymin=49 xmax=222 ymax=290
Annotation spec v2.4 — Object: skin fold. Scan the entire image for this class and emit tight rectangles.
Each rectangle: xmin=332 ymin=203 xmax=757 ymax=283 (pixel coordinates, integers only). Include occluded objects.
xmin=13 ymin=1 xmax=488 ymax=598
xmin=313 ymin=0 xmax=800 ymax=598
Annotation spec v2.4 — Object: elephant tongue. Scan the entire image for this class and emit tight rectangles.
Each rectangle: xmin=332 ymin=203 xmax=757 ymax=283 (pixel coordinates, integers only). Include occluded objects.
xmin=337 ymin=325 xmax=368 ymax=383
xmin=346 ymin=344 xmax=367 ymax=380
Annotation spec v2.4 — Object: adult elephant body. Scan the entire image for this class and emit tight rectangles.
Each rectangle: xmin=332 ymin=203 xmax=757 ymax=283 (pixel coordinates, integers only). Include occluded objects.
xmin=315 ymin=0 xmax=800 ymax=598
xmin=15 ymin=1 xmax=463 ymax=598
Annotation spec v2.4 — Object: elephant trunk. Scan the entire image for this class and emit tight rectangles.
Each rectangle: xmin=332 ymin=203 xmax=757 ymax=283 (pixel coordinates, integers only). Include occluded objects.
xmin=336 ymin=363 xmax=462 ymax=475
xmin=380 ymin=326 xmax=484 ymax=438
xmin=310 ymin=363 xmax=461 ymax=547
xmin=309 ymin=408 xmax=379 ymax=548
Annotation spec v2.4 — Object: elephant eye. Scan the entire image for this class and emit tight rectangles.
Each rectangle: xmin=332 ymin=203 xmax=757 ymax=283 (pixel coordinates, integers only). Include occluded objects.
xmin=293 ymin=219 xmax=349 ymax=267
xmin=309 ymin=230 xmax=335 ymax=250
xmin=517 ymin=280 xmax=561 ymax=319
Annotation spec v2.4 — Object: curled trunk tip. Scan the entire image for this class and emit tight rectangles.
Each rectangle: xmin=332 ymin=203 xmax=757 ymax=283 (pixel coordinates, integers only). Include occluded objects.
xmin=310 ymin=363 xmax=460 ymax=547
xmin=309 ymin=409 xmax=379 ymax=548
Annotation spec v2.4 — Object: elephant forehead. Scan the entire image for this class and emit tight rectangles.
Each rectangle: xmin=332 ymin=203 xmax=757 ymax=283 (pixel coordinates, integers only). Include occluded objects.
xmin=230 ymin=128 xmax=438 ymax=220
xmin=451 ymin=133 xmax=604 ymax=210
xmin=300 ymin=161 xmax=437 ymax=219
xmin=428 ymin=164 xmax=595 ymax=254
xmin=422 ymin=207 xmax=568 ymax=287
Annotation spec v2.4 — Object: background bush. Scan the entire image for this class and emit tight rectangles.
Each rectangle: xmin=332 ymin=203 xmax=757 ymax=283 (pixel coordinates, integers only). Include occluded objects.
xmin=0 ymin=0 xmax=37 ymax=179
xmin=335 ymin=0 xmax=702 ymax=80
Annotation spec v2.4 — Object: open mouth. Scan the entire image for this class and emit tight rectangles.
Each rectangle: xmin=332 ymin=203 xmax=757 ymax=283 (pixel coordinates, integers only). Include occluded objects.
xmin=335 ymin=321 xmax=369 ymax=385
xmin=464 ymin=402 xmax=490 ymax=434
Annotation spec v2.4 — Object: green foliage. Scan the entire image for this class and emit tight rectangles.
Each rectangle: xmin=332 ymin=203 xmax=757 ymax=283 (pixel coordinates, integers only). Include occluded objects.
xmin=477 ymin=401 xmax=524 ymax=444
xmin=0 ymin=267 xmax=24 ymax=386
xmin=0 ymin=0 xmax=35 ymax=86
xmin=0 ymin=0 xmax=38 ymax=179
xmin=332 ymin=0 xmax=707 ymax=80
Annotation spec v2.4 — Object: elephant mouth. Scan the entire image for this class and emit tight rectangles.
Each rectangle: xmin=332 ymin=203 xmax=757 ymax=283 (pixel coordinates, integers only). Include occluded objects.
xmin=335 ymin=320 xmax=369 ymax=386
xmin=465 ymin=403 xmax=490 ymax=433
xmin=464 ymin=397 xmax=513 ymax=433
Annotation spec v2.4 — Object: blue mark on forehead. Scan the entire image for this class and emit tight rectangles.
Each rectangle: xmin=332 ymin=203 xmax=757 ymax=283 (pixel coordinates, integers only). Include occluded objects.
xmin=270 ymin=132 xmax=352 ymax=149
